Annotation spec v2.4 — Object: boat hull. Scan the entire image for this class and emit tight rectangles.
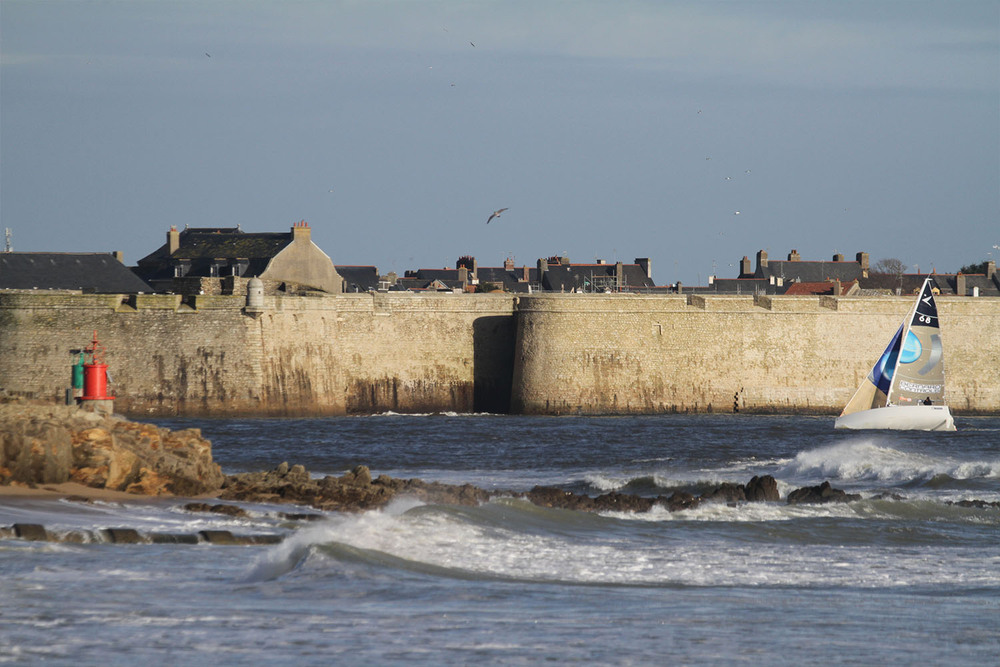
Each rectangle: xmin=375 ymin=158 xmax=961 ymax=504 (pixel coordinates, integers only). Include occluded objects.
xmin=834 ymin=405 xmax=956 ymax=431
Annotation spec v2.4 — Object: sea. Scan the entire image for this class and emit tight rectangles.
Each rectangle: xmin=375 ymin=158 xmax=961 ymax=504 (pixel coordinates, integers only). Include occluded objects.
xmin=1 ymin=414 xmax=998 ymax=665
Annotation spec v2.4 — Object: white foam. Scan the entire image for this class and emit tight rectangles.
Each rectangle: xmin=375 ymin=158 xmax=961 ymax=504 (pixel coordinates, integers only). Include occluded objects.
xmin=784 ymin=439 xmax=1000 ymax=484
xmin=244 ymin=500 xmax=1000 ymax=589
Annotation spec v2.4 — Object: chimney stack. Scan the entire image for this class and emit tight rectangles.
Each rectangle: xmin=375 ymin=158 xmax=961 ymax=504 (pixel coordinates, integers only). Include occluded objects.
xmin=291 ymin=220 xmax=311 ymax=242
xmin=636 ymin=257 xmax=651 ymax=280
xmin=167 ymin=226 xmax=180 ymax=254
xmin=788 ymin=249 xmax=801 ymax=262
xmin=756 ymin=249 xmax=768 ymax=269
xmin=856 ymin=251 xmax=870 ymax=278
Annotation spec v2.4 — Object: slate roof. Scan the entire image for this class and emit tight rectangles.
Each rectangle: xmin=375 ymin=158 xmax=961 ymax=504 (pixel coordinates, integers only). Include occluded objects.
xmin=783 ymin=280 xmax=858 ymax=296
xmin=539 ymin=262 xmax=655 ymax=292
xmin=336 ymin=266 xmax=380 ymax=292
xmin=134 ymin=227 xmax=293 ymax=282
xmin=753 ymin=259 xmax=863 ymax=283
xmin=0 ymin=253 xmax=152 ymax=293
xmin=860 ymin=272 xmax=1000 ymax=297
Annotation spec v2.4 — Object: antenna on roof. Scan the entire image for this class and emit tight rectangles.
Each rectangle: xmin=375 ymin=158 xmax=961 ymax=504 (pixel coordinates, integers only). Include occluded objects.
xmin=3 ymin=228 xmax=11 ymax=253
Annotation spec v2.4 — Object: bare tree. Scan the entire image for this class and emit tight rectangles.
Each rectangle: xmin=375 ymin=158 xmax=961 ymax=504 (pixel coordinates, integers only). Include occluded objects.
xmin=872 ymin=258 xmax=906 ymax=276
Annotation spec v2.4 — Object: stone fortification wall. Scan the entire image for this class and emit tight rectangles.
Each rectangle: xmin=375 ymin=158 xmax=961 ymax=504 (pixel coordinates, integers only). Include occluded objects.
xmin=510 ymin=293 xmax=1000 ymax=415
xmin=0 ymin=292 xmax=514 ymax=417
xmin=1 ymin=291 xmax=996 ymax=416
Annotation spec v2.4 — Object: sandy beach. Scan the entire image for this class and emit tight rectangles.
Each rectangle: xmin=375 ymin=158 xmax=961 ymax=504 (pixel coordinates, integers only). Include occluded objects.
xmin=0 ymin=481 xmax=221 ymax=504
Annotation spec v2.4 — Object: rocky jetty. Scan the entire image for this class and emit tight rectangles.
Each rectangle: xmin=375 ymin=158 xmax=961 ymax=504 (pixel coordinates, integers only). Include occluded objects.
xmin=0 ymin=403 xmax=224 ymax=496
xmin=218 ymin=462 xmax=790 ymax=514
xmin=220 ymin=463 xmax=490 ymax=511
xmin=525 ymin=474 xmax=782 ymax=513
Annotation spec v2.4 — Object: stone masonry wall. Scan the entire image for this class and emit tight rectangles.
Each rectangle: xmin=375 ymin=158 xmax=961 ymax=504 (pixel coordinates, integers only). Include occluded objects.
xmin=0 ymin=291 xmax=996 ymax=417
xmin=0 ymin=291 xmax=515 ymax=417
xmin=510 ymin=293 xmax=1000 ymax=414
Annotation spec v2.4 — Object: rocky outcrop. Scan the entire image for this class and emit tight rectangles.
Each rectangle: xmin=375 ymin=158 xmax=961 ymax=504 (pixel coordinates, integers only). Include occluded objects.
xmin=220 ymin=463 xmax=491 ymax=512
xmin=0 ymin=403 xmax=224 ymax=496
xmin=786 ymin=481 xmax=861 ymax=504
xmin=220 ymin=466 xmax=787 ymax=514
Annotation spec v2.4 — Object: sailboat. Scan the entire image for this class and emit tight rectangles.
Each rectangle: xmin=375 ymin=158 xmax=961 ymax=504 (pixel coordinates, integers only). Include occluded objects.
xmin=835 ymin=277 xmax=955 ymax=431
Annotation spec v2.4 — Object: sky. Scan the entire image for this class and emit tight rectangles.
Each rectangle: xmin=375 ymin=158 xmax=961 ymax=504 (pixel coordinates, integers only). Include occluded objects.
xmin=2 ymin=1 xmax=997 ymax=285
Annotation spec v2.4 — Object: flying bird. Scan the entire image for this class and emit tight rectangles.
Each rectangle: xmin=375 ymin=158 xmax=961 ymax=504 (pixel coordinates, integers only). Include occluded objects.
xmin=486 ymin=208 xmax=508 ymax=224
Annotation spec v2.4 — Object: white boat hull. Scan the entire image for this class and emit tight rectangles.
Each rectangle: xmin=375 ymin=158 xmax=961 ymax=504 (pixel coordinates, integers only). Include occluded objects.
xmin=834 ymin=405 xmax=955 ymax=431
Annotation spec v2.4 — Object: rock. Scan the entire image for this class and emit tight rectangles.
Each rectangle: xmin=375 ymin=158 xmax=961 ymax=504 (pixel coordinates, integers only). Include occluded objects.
xmin=700 ymin=482 xmax=747 ymax=504
xmin=0 ymin=417 xmax=74 ymax=485
xmin=661 ymin=491 xmax=700 ymax=512
xmin=871 ymin=492 xmax=906 ymax=501
xmin=786 ymin=481 xmax=861 ymax=505
xmin=183 ymin=502 xmax=250 ymax=518
xmin=0 ymin=403 xmax=224 ymax=496
xmin=745 ymin=475 xmax=780 ymax=502
xmin=342 ymin=465 xmax=372 ymax=486
xmin=946 ymin=499 xmax=1000 ymax=509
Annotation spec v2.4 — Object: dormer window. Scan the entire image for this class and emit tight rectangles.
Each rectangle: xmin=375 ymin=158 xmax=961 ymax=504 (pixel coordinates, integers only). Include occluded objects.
xmin=173 ymin=260 xmax=191 ymax=277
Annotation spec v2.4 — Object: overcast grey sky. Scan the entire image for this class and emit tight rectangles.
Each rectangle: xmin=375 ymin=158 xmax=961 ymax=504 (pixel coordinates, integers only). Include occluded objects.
xmin=2 ymin=1 xmax=997 ymax=285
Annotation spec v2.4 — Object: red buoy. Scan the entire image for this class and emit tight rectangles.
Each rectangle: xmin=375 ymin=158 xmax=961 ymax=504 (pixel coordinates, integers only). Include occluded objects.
xmin=81 ymin=331 xmax=115 ymax=400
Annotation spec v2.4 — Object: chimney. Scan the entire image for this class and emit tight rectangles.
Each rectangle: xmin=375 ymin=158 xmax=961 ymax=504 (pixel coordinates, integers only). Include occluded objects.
xmin=291 ymin=220 xmax=311 ymax=242
xmin=536 ymin=258 xmax=547 ymax=274
xmin=833 ymin=279 xmax=842 ymax=296
xmin=167 ymin=226 xmax=180 ymax=254
xmin=615 ymin=261 xmax=624 ymax=290
xmin=856 ymin=251 xmax=870 ymax=278
xmin=756 ymin=249 xmax=768 ymax=269
xmin=458 ymin=266 xmax=469 ymax=286
xmin=522 ymin=265 xmax=530 ymax=282
xmin=956 ymin=273 xmax=966 ymax=296
xmin=504 ymin=257 xmax=514 ymax=271
xmin=833 ymin=253 xmax=844 ymax=262
xmin=636 ymin=257 xmax=651 ymax=280
xmin=111 ymin=251 xmax=124 ymax=264
xmin=987 ymin=260 xmax=996 ymax=279
xmin=676 ymin=281 xmax=683 ymax=294
xmin=788 ymin=249 xmax=801 ymax=261
xmin=740 ymin=255 xmax=752 ymax=277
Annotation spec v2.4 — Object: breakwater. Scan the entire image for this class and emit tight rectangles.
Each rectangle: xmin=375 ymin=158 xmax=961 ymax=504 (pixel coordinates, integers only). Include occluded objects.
xmin=1 ymin=291 xmax=997 ymax=416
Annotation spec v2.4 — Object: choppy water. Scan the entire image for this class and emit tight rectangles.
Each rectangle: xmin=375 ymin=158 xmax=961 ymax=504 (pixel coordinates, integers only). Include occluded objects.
xmin=2 ymin=415 xmax=998 ymax=665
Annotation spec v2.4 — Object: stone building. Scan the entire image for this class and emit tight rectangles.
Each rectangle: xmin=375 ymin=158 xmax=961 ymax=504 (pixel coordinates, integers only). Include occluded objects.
xmin=133 ymin=222 xmax=344 ymax=295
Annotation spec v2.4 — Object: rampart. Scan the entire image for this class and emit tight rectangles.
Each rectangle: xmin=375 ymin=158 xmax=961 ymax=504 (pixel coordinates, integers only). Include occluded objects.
xmin=0 ymin=291 xmax=514 ymax=416
xmin=0 ymin=291 xmax=997 ymax=416
xmin=511 ymin=293 xmax=999 ymax=414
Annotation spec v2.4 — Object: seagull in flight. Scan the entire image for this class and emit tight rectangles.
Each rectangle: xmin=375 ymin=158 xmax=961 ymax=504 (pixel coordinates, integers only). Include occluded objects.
xmin=486 ymin=208 xmax=508 ymax=224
